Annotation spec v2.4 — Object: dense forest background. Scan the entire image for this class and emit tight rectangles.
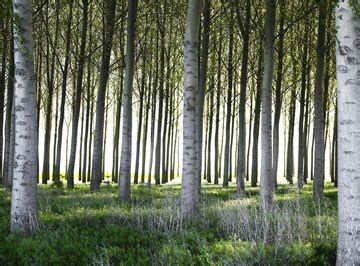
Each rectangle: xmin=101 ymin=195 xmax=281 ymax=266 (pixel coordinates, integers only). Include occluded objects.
xmin=0 ymin=0 xmax=337 ymax=188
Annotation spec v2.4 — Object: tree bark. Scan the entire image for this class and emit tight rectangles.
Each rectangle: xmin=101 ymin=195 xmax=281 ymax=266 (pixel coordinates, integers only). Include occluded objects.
xmin=223 ymin=6 xmax=234 ymax=188
xmin=251 ymin=44 xmax=263 ymax=188
xmin=236 ymin=0 xmax=250 ymax=194
xmin=336 ymin=1 xmax=360 ymax=263
xmin=260 ymin=0 xmax=276 ymax=211
xmin=313 ymin=0 xmax=327 ymax=201
xmin=10 ymin=0 xmax=38 ymax=234
xmin=53 ymin=1 xmax=73 ymax=184
xmin=272 ymin=0 xmax=285 ymax=191
xmin=119 ymin=0 xmax=137 ymax=201
xmin=90 ymin=0 xmax=117 ymax=191
xmin=181 ymin=0 xmax=201 ymax=216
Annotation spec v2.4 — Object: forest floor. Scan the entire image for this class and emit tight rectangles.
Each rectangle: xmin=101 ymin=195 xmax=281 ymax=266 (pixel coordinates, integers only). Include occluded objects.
xmin=0 ymin=182 xmax=337 ymax=265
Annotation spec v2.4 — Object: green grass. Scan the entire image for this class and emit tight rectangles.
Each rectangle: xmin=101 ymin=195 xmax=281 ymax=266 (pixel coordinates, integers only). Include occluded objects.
xmin=0 ymin=182 xmax=337 ymax=265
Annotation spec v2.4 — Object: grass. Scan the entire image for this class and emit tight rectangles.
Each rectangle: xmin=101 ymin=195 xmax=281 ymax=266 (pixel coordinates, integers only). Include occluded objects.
xmin=0 ymin=182 xmax=337 ymax=265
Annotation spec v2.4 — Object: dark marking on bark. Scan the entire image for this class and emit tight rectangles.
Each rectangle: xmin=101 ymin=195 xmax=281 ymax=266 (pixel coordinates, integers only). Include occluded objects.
xmin=340 ymin=45 xmax=353 ymax=55
xmin=337 ymin=65 xmax=349 ymax=73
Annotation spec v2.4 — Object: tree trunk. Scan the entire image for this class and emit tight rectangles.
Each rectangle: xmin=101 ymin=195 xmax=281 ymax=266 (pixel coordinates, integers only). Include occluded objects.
xmin=154 ymin=3 xmax=166 ymax=185
xmin=181 ymin=0 xmax=201 ymax=216
xmin=236 ymin=0 xmax=250 ymax=194
xmin=119 ymin=0 xmax=137 ymax=201
xmin=42 ymin=0 xmax=60 ymax=184
xmin=197 ymin=0 xmax=211 ymax=187
xmin=134 ymin=42 xmax=147 ymax=184
xmin=66 ymin=0 xmax=88 ymax=188
xmin=90 ymin=0 xmax=117 ymax=191
xmin=53 ymin=1 xmax=73 ymax=184
xmin=313 ymin=0 xmax=327 ymax=201
xmin=10 ymin=0 xmax=38 ymax=234
xmin=223 ymin=6 xmax=234 ymax=188
xmin=336 ymin=1 xmax=360 ymax=263
xmin=0 ymin=17 xmax=7 ymax=184
xmin=251 ymin=44 xmax=263 ymax=188
xmin=214 ymin=31 xmax=222 ymax=185
xmin=272 ymin=0 xmax=285 ymax=191
xmin=260 ymin=0 xmax=276 ymax=211
xmin=297 ymin=5 xmax=309 ymax=187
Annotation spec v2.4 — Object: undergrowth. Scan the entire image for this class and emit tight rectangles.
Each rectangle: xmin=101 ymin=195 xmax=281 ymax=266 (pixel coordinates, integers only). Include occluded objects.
xmin=0 ymin=182 xmax=337 ymax=265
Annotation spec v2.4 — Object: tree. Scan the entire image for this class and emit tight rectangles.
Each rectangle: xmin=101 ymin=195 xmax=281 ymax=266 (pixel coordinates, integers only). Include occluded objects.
xmin=260 ymin=0 xmax=276 ymax=211
xmin=10 ymin=0 xmax=38 ymax=234
xmin=119 ymin=0 xmax=137 ymax=201
xmin=90 ymin=0 xmax=117 ymax=191
xmin=313 ymin=0 xmax=327 ymax=201
xmin=336 ymin=1 xmax=360 ymax=263
xmin=181 ymin=0 xmax=201 ymax=216
xmin=236 ymin=0 xmax=251 ymax=195
xmin=66 ymin=0 xmax=88 ymax=189
xmin=197 ymin=0 xmax=211 ymax=187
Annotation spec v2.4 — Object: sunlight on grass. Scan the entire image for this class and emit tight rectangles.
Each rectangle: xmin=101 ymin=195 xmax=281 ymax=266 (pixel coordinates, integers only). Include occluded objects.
xmin=0 ymin=182 xmax=337 ymax=265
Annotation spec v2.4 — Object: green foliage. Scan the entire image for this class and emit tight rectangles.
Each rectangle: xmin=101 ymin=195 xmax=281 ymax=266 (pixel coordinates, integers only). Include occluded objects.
xmin=349 ymin=0 xmax=360 ymax=19
xmin=0 ymin=184 xmax=337 ymax=265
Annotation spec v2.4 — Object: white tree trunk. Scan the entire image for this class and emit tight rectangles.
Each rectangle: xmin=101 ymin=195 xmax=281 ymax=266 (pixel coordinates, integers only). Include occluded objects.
xmin=10 ymin=0 xmax=38 ymax=234
xmin=119 ymin=0 xmax=137 ymax=201
xmin=336 ymin=1 xmax=360 ymax=263
xmin=260 ymin=0 xmax=276 ymax=211
xmin=181 ymin=0 xmax=201 ymax=216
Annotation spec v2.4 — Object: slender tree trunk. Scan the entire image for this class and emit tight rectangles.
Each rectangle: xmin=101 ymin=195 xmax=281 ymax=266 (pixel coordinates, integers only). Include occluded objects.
xmin=223 ymin=6 xmax=234 ymax=188
xmin=336 ymin=1 xmax=360 ymax=263
xmin=134 ymin=42 xmax=147 ymax=184
xmin=148 ymin=37 xmax=158 ymax=186
xmin=53 ymin=0 xmax=73 ymax=184
xmin=154 ymin=3 xmax=166 ymax=185
xmin=206 ymin=85 xmax=214 ymax=183
xmin=0 ymin=17 xmax=7 ymax=184
xmin=90 ymin=0 xmax=117 ymax=191
xmin=303 ymin=83 xmax=310 ymax=184
xmin=272 ymin=0 xmax=285 ymax=190
xmin=42 ymin=0 xmax=60 ymax=184
xmin=119 ymin=0 xmax=137 ymax=201
xmin=214 ymin=31 xmax=222 ymax=185
xmin=78 ymin=103 xmax=85 ymax=182
xmin=246 ymin=90 xmax=253 ymax=182
xmin=82 ymin=53 xmax=93 ymax=183
xmin=141 ymin=68 xmax=152 ymax=183
xmin=197 ymin=0 xmax=211 ymax=187
xmin=181 ymin=0 xmax=201 ymax=216
xmin=236 ymin=0 xmax=250 ymax=194
xmin=297 ymin=7 xmax=309 ymax=188
xmin=67 ymin=0 xmax=88 ymax=188
xmin=313 ymin=0 xmax=327 ymax=201
xmin=260 ymin=0 xmax=276 ymax=211
xmin=286 ymin=70 xmax=297 ymax=184
xmin=251 ymin=45 xmax=263 ymax=188
xmin=10 ymin=0 xmax=38 ymax=234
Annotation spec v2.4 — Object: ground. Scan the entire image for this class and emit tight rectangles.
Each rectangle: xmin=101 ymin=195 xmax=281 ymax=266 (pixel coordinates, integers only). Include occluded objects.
xmin=0 ymin=182 xmax=337 ymax=265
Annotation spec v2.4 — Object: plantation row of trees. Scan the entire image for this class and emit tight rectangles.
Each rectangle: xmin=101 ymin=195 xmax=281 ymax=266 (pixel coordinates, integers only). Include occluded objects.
xmin=0 ymin=0 xmax=359 ymax=264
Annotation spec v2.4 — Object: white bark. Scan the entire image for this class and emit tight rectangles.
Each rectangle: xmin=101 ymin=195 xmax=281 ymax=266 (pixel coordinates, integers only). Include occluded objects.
xmin=181 ymin=0 xmax=201 ymax=216
xmin=336 ymin=1 xmax=360 ymax=263
xmin=260 ymin=0 xmax=276 ymax=211
xmin=10 ymin=0 xmax=38 ymax=234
